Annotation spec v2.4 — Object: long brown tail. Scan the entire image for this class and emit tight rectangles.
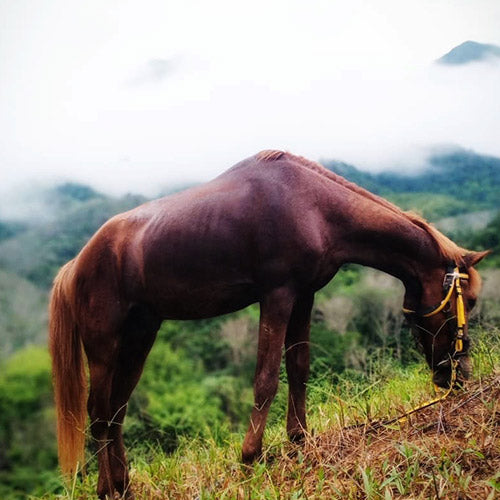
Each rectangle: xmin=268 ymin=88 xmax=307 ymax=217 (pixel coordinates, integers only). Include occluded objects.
xmin=48 ymin=259 xmax=87 ymax=478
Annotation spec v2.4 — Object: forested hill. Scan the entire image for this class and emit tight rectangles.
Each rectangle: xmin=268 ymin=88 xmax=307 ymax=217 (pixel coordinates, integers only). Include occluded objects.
xmin=0 ymin=183 xmax=147 ymax=289
xmin=322 ymin=149 xmax=500 ymax=212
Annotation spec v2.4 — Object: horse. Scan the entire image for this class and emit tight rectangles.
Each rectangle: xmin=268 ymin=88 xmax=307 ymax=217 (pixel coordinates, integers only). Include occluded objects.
xmin=49 ymin=150 xmax=488 ymax=499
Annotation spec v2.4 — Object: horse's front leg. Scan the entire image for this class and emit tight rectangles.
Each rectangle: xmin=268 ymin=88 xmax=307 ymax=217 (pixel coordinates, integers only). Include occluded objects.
xmin=242 ymin=287 xmax=295 ymax=464
xmin=285 ymin=293 xmax=313 ymax=442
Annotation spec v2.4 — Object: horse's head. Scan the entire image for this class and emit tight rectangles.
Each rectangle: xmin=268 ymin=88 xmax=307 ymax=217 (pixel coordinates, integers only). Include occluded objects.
xmin=403 ymin=250 xmax=489 ymax=388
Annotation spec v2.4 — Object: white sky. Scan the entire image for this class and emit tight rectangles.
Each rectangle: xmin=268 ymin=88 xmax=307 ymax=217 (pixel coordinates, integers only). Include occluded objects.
xmin=1 ymin=0 xmax=500 ymax=196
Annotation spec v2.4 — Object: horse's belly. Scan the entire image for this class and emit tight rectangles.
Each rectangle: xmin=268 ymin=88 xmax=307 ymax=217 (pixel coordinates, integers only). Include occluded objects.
xmin=146 ymin=281 xmax=259 ymax=320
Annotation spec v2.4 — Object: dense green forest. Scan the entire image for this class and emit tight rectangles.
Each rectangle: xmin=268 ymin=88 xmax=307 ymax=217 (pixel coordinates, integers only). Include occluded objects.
xmin=324 ymin=148 xmax=500 ymax=214
xmin=0 ymin=150 xmax=499 ymax=499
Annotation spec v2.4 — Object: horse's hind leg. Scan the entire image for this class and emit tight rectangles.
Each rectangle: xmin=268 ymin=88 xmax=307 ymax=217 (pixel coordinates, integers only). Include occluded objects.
xmin=242 ymin=287 xmax=295 ymax=463
xmin=84 ymin=330 xmax=121 ymax=499
xmin=107 ymin=305 xmax=161 ymax=499
xmin=285 ymin=293 xmax=313 ymax=442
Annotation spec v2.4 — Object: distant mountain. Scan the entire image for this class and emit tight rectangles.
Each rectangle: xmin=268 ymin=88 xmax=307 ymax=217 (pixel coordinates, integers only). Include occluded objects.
xmin=322 ymin=149 xmax=500 ymax=218
xmin=0 ymin=269 xmax=47 ymax=357
xmin=0 ymin=181 xmax=105 ymax=224
xmin=436 ymin=40 xmax=500 ymax=65
xmin=0 ymin=190 xmax=147 ymax=288
xmin=53 ymin=182 xmax=103 ymax=203
xmin=0 ymin=220 xmax=27 ymax=243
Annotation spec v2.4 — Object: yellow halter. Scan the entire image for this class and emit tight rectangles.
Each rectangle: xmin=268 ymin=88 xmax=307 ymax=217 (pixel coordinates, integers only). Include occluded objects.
xmin=403 ymin=266 xmax=469 ymax=354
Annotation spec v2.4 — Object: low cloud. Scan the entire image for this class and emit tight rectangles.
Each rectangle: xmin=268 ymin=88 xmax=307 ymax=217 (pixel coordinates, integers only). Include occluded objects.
xmin=1 ymin=47 xmax=500 ymax=199
xmin=127 ymin=57 xmax=179 ymax=86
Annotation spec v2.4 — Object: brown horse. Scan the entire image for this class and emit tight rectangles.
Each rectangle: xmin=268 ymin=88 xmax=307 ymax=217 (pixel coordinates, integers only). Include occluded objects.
xmin=49 ymin=150 xmax=488 ymax=498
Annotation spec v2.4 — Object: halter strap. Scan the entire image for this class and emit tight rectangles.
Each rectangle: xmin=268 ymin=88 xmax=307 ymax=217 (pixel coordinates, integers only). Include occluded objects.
xmin=403 ymin=265 xmax=469 ymax=354
xmin=402 ymin=268 xmax=468 ymax=317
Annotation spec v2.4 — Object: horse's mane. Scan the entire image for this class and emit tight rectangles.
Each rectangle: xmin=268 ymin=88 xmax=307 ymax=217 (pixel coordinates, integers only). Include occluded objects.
xmin=256 ymin=150 xmax=466 ymax=266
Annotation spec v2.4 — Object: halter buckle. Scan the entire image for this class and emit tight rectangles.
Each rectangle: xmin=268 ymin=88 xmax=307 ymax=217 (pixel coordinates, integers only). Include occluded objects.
xmin=443 ymin=272 xmax=455 ymax=290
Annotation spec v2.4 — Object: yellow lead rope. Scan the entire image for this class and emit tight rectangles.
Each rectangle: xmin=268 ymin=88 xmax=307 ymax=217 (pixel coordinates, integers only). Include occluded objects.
xmin=454 ymin=274 xmax=466 ymax=353
xmin=396 ymin=361 xmax=458 ymax=424
xmin=350 ymin=363 xmax=459 ymax=431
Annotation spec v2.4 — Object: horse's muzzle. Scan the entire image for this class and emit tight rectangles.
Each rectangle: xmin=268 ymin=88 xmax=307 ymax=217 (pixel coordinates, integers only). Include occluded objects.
xmin=432 ymin=356 xmax=472 ymax=388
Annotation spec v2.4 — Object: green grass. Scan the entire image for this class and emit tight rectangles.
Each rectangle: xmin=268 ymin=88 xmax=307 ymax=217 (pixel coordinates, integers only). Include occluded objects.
xmin=36 ymin=327 xmax=499 ymax=500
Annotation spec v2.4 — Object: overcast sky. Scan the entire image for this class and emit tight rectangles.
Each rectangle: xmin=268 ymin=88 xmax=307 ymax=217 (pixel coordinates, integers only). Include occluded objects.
xmin=1 ymin=0 xmax=500 ymax=197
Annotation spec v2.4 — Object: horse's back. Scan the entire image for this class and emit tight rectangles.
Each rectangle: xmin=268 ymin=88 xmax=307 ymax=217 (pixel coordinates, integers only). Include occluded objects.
xmin=74 ymin=153 xmax=335 ymax=319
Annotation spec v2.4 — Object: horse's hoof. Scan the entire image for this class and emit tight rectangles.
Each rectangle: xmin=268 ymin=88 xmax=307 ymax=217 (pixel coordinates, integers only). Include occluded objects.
xmin=122 ymin=490 xmax=135 ymax=500
xmin=242 ymin=453 xmax=256 ymax=465
xmin=288 ymin=431 xmax=306 ymax=444
xmin=241 ymin=447 xmax=262 ymax=465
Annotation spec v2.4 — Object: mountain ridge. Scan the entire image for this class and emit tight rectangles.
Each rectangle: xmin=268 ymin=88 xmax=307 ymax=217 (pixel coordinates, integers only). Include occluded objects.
xmin=321 ymin=148 xmax=500 ymax=211
xmin=436 ymin=40 xmax=500 ymax=65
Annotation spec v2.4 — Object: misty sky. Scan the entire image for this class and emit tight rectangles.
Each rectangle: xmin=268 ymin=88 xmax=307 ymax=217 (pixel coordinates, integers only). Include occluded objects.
xmin=1 ymin=0 xmax=500 ymax=197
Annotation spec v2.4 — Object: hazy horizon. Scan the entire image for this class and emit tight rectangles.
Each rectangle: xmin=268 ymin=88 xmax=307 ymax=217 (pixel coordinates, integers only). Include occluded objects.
xmin=1 ymin=0 xmax=500 ymax=199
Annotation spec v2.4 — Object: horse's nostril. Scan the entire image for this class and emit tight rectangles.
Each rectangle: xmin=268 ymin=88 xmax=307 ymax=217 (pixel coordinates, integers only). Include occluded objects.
xmin=433 ymin=367 xmax=452 ymax=389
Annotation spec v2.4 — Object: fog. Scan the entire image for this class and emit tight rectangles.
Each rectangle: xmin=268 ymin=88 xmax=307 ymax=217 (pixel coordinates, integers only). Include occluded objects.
xmin=1 ymin=0 xmax=500 ymax=202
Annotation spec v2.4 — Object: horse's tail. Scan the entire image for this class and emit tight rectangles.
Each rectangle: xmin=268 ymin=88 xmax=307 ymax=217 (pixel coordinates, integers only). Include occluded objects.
xmin=48 ymin=259 xmax=87 ymax=478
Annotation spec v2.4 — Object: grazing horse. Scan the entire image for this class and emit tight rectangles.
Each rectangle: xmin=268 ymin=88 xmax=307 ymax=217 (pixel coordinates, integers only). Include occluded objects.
xmin=49 ymin=150 xmax=488 ymax=498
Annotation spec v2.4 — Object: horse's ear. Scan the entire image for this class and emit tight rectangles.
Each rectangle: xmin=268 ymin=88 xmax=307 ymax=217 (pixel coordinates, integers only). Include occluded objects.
xmin=462 ymin=250 xmax=491 ymax=268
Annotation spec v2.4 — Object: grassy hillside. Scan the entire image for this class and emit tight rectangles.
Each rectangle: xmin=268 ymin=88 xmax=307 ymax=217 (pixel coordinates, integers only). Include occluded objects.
xmin=37 ymin=330 xmax=499 ymax=500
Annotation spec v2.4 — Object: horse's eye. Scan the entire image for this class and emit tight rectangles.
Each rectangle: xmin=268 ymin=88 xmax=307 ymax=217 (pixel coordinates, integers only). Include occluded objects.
xmin=467 ymin=298 xmax=477 ymax=310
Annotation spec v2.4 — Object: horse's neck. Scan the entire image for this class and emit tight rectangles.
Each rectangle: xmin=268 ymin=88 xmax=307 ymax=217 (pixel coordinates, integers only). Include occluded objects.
xmin=328 ymin=192 xmax=442 ymax=289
